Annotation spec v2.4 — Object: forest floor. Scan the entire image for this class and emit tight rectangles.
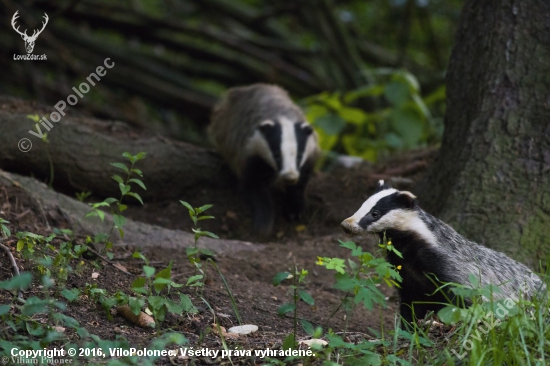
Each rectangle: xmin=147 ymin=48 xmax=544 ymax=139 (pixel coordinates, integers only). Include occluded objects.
xmin=0 ymin=147 xmax=438 ymax=365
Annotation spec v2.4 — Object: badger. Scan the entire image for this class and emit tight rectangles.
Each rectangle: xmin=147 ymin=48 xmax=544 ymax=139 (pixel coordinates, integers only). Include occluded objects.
xmin=208 ymin=84 xmax=320 ymax=236
xmin=340 ymin=180 xmax=546 ymax=325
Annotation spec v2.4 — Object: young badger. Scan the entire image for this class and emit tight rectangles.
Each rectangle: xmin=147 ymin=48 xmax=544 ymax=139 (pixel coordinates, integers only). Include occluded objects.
xmin=340 ymin=181 xmax=545 ymax=325
xmin=208 ymin=84 xmax=320 ymax=236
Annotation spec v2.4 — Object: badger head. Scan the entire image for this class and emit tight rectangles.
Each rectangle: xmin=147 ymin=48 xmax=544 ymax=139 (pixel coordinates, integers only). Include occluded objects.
xmin=340 ymin=180 xmax=418 ymax=235
xmin=255 ymin=117 xmax=317 ymax=185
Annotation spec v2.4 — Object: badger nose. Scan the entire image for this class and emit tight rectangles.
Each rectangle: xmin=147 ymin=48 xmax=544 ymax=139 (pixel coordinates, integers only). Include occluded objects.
xmin=340 ymin=219 xmax=354 ymax=235
xmin=281 ymin=171 xmax=299 ymax=184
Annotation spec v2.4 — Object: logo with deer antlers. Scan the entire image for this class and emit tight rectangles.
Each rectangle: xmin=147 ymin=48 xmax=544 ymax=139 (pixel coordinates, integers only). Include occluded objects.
xmin=11 ymin=11 xmax=49 ymax=54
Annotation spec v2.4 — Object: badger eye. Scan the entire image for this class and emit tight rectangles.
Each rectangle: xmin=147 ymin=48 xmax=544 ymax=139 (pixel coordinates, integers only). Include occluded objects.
xmin=371 ymin=211 xmax=380 ymax=219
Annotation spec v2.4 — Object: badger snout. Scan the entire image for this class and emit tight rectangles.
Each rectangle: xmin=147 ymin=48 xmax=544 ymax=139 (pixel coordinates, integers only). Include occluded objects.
xmin=340 ymin=218 xmax=357 ymax=235
xmin=280 ymin=170 xmax=299 ymax=184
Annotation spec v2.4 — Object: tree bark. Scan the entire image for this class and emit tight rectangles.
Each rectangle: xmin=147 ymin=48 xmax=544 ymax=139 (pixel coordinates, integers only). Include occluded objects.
xmin=417 ymin=0 xmax=550 ymax=265
xmin=0 ymin=170 xmax=261 ymax=255
xmin=0 ymin=97 xmax=235 ymax=201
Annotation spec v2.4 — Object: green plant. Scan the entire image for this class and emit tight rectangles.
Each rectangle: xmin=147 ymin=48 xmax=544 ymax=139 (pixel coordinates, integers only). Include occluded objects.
xmin=180 ymin=201 xmax=218 ymax=288
xmin=435 ymin=273 xmax=550 ymax=365
xmin=273 ymin=266 xmax=315 ymax=350
xmin=317 ymin=238 xmax=402 ymax=319
xmin=86 ymin=152 xmax=146 ymax=257
xmin=130 ymin=252 xmax=197 ymax=324
xmin=0 ymin=218 xmax=10 ymax=238
xmin=14 ymin=230 xmax=85 ymax=282
xmin=75 ymin=191 xmax=92 ymax=202
xmin=302 ymin=69 xmax=445 ymax=163
xmin=27 ymin=114 xmax=55 ymax=187
xmin=0 ymin=272 xmax=89 ymax=361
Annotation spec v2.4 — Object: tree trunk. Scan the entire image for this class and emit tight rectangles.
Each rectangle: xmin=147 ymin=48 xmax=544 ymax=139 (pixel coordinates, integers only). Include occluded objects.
xmin=0 ymin=97 xmax=235 ymax=201
xmin=417 ymin=0 xmax=550 ymax=265
xmin=0 ymin=170 xmax=261 ymax=255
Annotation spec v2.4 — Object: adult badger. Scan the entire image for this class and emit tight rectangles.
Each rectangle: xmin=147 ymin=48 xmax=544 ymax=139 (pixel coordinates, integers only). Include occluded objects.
xmin=208 ymin=84 xmax=320 ymax=236
xmin=340 ymin=181 xmax=545 ymax=325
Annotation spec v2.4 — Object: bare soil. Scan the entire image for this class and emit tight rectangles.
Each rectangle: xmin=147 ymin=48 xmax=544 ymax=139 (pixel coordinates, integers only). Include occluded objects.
xmin=0 ymin=148 xmax=436 ymax=365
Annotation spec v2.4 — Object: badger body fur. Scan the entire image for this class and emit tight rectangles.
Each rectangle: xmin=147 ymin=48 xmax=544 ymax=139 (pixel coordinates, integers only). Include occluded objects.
xmin=208 ymin=84 xmax=320 ymax=236
xmin=341 ymin=181 xmax=545 ymax=325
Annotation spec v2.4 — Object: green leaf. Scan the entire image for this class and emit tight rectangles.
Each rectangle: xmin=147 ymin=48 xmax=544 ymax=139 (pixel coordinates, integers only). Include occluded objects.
xmin=122 ymin=152 xmax=135 ymax=163
xmin=324 ymin=258 xmax=346 ymax=274
xmin=186 ymin=247 xmax=199 ymax=256
xmin=437 ymin=305 xmax=467 ymax=324
xmin=111 ymin=175 xmax=124 ymax=184
xmin=272 ymin=272 xmax=292 ymax=286
xmin=338 ymin=240 xmax=356 ymax=250
xmin=119 ymin=183 xmax=131 ymax=195
xmin=282 ymin=333 xmax=296 ymax=350
xmin=179 ymin=201 xmax=194 ymax=213
xmin=148 ymin=295 xmax=166 ymax=310
xmin=129 ymin=297 xmax=145 ymax=315
xmin=384 ymin=81 xmax=409 ymax=106
xmin=61 ymin=288 xmax=80 ymax=302
xmin=164 ymin=298 xmax=185 ymax=314
xmin=126 ymin=192 xmax=144 ymax=205
xmin=384 ymin=132 xmax=403 ymax=149
xmin=129 ymin=178 xmax=147 ymax=191
xmin=199 ymin=248 xmax=216 ymax=257
xmin=338 ymin=107 xmax=366 ymax=124
xmin=314 ymin=112 xmax=346 ymax=136
xmin=16 ymin=239 xmax=25 ymax=252
xmin=143 ymin=265 xmax=155 ymax=278
xmin=195 ymin=204 xmax=213 ymax=214
xmin=300 ymin=319 xmax=314 ymax=335
xmin=298 ymin=290 xmax=315 ymax=306
xmin=1 ymin=224 xmax=11 ymax=238
xmin=26 ymin=322 xmax=45 ymax=336
xmin=389 ymin=108 xmax=424 ymax=147
xmin=95 ymin=210 xmax=105 ymax=222
xmin=112 ymin=214 xmax=126 ymax=229
xmin=277 ymin=303 xmax=296 ymax=316
xmin=21 ymin=297 xmax=51 ymax=316
xmin=179 ymin=293 xmax=198 ymax=313
xmin=110 ymin=162 xmax=129 ymax=174
xmin=27 ymin=114 xmax=40 ymax=122
xmin=131 ymin=168 xmax=143 ymax=177
xmin=153 ymin=262 xmax=172 ymax=293
xmin=186 ymin=275 xmax=203 ymax=286
xmin=0 ymin=272 xmax=32 ymax=290
xmin=132 ymin=251 xmax=148 ymax=263
xmin=197 ymin=215 xmax=215 ymax=221
xmin=0 ymin=304 xmax=11 ymax=316
xmin=200 ymin=231 xmax=219 ymax=239
xmin=134 ymin=152 xmax=146 ymax=161
xmin=131 ymin=277 xmax=147 ymax=294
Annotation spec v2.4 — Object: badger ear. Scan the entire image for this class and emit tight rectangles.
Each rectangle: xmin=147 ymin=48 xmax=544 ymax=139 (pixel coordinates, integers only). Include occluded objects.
xmin=375 ymin=179 xmax=392 ymax=193
xmin=397 ymin=191 xmax=417 ymax=208
xmin=258 ymin=119 xmax=276 ymax=134
xmin=299 ymin=122 xmax=314 ymax=136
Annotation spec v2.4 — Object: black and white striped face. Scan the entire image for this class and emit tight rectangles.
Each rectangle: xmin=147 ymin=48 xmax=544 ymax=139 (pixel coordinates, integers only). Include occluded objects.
xmin=341 ymin=181 xmax=420 ymax=235
xmin=248 ymin=117 xmax=317 ymax=184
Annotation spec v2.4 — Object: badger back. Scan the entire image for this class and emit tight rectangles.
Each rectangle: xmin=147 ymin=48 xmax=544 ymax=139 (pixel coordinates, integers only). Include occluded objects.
xmin=209 ymin=84 xmax=319 ymax=180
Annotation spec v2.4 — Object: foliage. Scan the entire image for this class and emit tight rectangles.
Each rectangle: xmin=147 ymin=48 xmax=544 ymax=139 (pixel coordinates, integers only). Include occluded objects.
xmin=129 ymin=252 xmax=198 ymax=323
xmin=0 ymin=272 xmax=187 ymax=365
xmin=86 ymin=152 xmax=147 ymax=257
xmin=2 ymin=0 xmax=461 ymax=143
xmin=180 ymin=201 xmax=218 ymax=288
xmin=273 ymin=267 xmax=316 ymax=350
xmin=0 ymin=217 xmax=10 ymax=238
xmin=435 ymin=274 xmax=550 ymax=365
xmin=318 ymin=238 xmax=402 ymax=313
xmin=303 ymin=69 xmax=445 ymax=162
